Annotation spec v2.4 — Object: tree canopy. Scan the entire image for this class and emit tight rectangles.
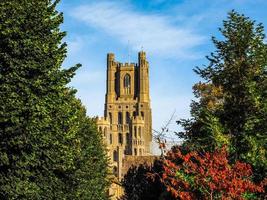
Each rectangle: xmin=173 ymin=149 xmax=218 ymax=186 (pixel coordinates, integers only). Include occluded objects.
xmin=121 ymin=160 xmax=176 ymax=200
xmin=178 ymin=11 xmax=267 ymax=181
xmin=0 ymin=0 xmax=109 ymax=199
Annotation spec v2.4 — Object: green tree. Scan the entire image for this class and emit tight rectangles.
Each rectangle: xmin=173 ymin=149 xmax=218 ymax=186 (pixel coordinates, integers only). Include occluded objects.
xmin=0 ymin=0 xmax=109 ymax=199
xmin=121 ymin=160 xmax=175 ymax=200
xmin=178 ymin=11 xmax=267 ymax=181
xmin=62 ymin=95 xmax=110 ymax=200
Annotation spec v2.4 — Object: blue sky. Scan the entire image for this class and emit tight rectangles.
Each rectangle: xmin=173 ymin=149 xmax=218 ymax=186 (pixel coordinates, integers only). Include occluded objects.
xmin=59 ymin=0 xmax=267 ymax=144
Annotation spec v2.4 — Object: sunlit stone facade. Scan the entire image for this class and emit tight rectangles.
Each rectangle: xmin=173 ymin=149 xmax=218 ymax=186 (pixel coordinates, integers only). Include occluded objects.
xmin=97 ymin=51 xmax=153 ymax=198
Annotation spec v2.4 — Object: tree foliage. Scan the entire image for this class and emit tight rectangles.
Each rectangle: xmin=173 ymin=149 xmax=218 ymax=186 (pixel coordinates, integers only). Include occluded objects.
xmin=0 ymin=0 xmax=109 ymax=199
xmin=161 ymin=146 xmax=265 ymax=200
xmin=121 ymin=160 xmax=175 ymax=200
xmin=177 ymin=11 xmax=267 ymax=180
xmin=119 ymin=11 xmax=267 ymax=200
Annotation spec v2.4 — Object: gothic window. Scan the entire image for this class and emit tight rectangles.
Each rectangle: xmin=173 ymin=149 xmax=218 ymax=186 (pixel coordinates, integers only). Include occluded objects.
xmin=115 ymin=71 xmax=120 ymax=96
xmin=139 ymin=149 xmax=142 ymax=156
xmin=126 ymin=112 xmax=130 ymax=124
xmin=138 ymin=127 xmax=142 ymax=138
xmin=134 ymin=148 xmax=137 ymax=156
xmin=109 ymin=112 xmax=112 ymax=124
xmin=110 ymin=133 xmax=112 ymax=144
xmin=118 ymin=112 xmax=123 ymax=124
xmin=113 ymin=150 xmax=118 ymax=161
xmin=141 ymin=111 xmax=144 ymax=119
xmin=124 ymin=74 xmax=131 ymax=94
xmin=126 ymin=133 xmax=130 ymax=144
xmin=119 ymin=133 xmax=123 ymax=144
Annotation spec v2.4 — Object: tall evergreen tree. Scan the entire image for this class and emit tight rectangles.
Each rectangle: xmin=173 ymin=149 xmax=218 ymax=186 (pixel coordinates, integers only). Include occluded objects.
xmin=178 ymin=11 xmax=267 ymax=181
xmin=0 ymin=0 xmax=109 ymax=199
xmin=60 ymin=95 xmax=110 ymax=200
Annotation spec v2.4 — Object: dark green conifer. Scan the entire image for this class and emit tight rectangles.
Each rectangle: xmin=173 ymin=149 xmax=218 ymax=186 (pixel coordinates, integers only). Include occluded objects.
xmin=0 ymin=1 xmax=109 ymax=199
xmin=178 ymin=11 xmax=267 ymax=181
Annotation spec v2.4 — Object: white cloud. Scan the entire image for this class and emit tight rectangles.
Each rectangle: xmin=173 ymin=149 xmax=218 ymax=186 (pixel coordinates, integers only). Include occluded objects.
xmin=70 ymin=2 xmax=205 ymax=59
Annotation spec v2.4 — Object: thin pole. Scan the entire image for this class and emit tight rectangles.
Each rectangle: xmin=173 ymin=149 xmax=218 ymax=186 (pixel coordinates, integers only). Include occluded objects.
xmin=127 ymin=40 xmax=130 ymax=63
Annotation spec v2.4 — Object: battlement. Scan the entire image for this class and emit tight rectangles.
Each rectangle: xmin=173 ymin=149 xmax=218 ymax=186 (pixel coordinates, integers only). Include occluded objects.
xmin=107 ymin=52 xmax=147 ymax=68
xmin=117 ymin=62 xmax=136 ymax=68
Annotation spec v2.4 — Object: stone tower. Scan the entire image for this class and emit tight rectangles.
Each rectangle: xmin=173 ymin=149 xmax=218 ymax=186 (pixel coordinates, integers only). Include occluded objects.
xmin=97 ymin=51 xmax=152 ymax=185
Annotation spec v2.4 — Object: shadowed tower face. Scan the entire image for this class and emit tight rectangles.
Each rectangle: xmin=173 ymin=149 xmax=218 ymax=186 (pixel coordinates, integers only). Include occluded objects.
xmin=97 ymin=51 xmax=152 ymax=181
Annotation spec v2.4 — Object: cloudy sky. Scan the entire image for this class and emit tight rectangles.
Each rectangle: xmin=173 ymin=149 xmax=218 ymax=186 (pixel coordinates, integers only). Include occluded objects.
xmin=59 ymin=0 xmax=267 ymax=144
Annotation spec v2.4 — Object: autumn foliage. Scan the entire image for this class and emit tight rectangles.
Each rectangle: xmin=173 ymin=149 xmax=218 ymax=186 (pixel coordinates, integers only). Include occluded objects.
xmin=161 ymin=147 xmax=265 ymax=200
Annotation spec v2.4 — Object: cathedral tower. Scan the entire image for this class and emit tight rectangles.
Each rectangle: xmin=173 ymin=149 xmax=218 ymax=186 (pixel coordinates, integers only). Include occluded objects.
xmin=97 ymin=51 xmax=152 ymax=182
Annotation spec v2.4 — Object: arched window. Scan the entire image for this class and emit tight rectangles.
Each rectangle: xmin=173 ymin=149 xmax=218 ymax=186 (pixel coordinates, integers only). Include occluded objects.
xmin=126 ymin=133 xmax=130 ymax=144
xmin=113 ymin=150 xmax=118 ymax=161
xmin=118 ymin=112 xmax=123 ymax=124
xmin=109 ymin=112 xmax=112 ymax=124
xmin=110 ymin=133 xmax=113 ymax=144
xmin=126 ymin=112 xmax=130 ymax=124
xmin=124 ymin=74 xmax=131 ymax=88
xmin=141 ymin=111 xmax=144 ymax=119
xmin=124 ymin=74 xmax=131 ymax=94
xmin=119 ymin=133 xmax=123 ymax=144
